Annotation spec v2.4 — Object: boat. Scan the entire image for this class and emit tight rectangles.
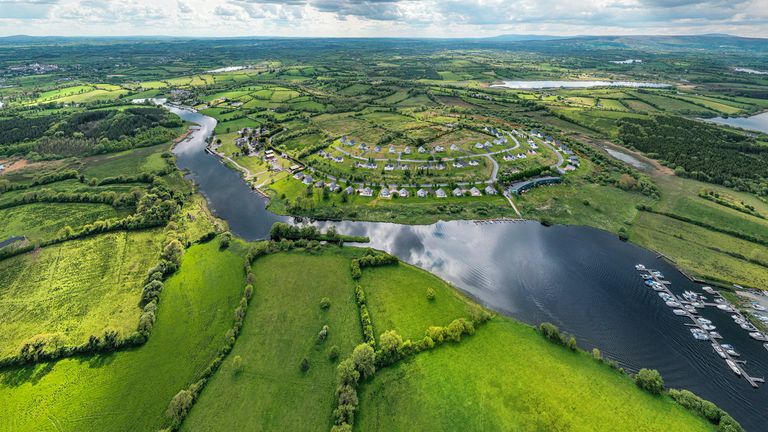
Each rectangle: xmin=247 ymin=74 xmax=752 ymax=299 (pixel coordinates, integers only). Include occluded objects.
xmin=672 ymin=309 xmax=687 ymax=316
xmin=635 ymin=264 xmax=646 ymax=271
xmin=764 ymin=343 xmax=768 ymax=352
xmin=702 ymin=286 xmax=716 ymax=294
xmin=690 ymin=329 xmax=709 ymax=340
xmin=709 ymin=332 xmax=723 ymax=339
xmin=712 ymin=343 xmax=726 ymax=359
xmin=726 ymin=359 xmax=742 ymax=376
xmin=752 ymin=303 xmax=767 ymax=311
xmin=701 ymin=324 xmax=717 ymax=331
xmin=697 ymin=318 xmax=712 ymax=325
xmin=749 ymin=332 xmax=768 ymax=341
xmin=684 ymin=305 xmax=697 ymax=313
xmin=666 ymin=301 xmax=681 ymax=308
xmin=721 ymin=344 xmax=740 ymax=356
xmin=691 ymin=302 xmax=705 ymax=309
xmin=652 ymin=271 xmax=664 ymax=278
xmin=717 ymin=304 xmax=735 ymax=312
xmin=741 ymin=323 xmax=757 ymax=332
xmin=715 ymin=298 xmax=726 ymax=304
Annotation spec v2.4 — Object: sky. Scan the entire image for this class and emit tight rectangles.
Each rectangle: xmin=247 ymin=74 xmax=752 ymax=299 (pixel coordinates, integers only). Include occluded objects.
xmin=0 ymin=0 xmax=767 ymax=38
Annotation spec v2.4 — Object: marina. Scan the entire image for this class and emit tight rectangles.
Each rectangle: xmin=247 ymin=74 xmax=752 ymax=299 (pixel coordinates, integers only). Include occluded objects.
xmin=636 ymin=264 xmax=766 ymax=389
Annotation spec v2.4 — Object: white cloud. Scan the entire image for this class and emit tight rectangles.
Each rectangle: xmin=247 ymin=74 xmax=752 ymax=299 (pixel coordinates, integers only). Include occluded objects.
xmin=0 ymin=0 xmax=766 ymax=37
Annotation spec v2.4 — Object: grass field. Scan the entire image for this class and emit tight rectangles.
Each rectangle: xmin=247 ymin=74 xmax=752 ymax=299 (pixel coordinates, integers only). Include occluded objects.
xmin=0 ymin=240 xmax=245 ymax=431
xmin=182 ymin=248 xmax=363 ymax=431
xmin=81 ymin=143 xmax=170 ymax=178
xmin=0 ymin=230 xmax=161 ymax=360
xmin=359 ymin=262 xmax=475 ymax=342
xmin=0 ymin=203 xmax=120 ymax=243
xmin=356 ymin=318 xmax=714 ymax=432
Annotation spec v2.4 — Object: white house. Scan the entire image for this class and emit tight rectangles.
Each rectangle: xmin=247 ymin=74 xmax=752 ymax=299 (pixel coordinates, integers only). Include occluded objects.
xmin=468 ymin=159 xmax=479 ymax=166
xmin=485 ymin=185 xmax=497 ymax=195
xmin=453 ymin=161 xmax=464 ymax=168
xmin=435 ymin=188 xmax=447 ymax=198
xmin=403 ymin=146 xmax=411 ymax=154
xmin=453 ymin=187 xmax=463 ymax=197
xmin=380 ymin=188 xmax=391 ymax=198
xmin=470 ymin=187 xmax=482 ymax=197
xmin=359 ymin=187 xmax=373 ymax=197
xmin=399 ymin=188 xmax=409 ymax=197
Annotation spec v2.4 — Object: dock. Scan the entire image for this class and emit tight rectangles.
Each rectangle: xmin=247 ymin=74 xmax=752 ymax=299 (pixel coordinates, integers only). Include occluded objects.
xmin=637 ymin=267 xmax=765 ymax=389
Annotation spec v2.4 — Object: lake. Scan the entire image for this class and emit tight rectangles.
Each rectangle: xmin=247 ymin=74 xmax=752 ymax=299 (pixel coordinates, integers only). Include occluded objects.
xmin=490 ymin=80 xmax=670 ymax=89
xmin=170 ymin=106 xmax=767 ymax=431
xmin=707 ymin=111 xmax=768 ymax=134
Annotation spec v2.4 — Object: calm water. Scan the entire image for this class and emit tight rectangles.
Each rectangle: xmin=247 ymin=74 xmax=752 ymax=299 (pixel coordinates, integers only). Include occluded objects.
xmin=170 ymin=106 xmax=767 ymax=430
xmin=604 ymin=147 xmax=650 ymax=170
xmin=708 ymin=111 xmax=768 ymax=134
xmin=491 ymin=80 xmax=670 ymax=89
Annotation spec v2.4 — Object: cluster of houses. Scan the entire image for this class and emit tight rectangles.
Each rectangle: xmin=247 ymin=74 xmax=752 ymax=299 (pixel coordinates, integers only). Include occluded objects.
xmin=502 ymin=151 xmax=535 ymax=162
xmin=317 ymin=150 xmax=344 ymax=163
xmin=363 ymin=184 xmax=499 ymax=199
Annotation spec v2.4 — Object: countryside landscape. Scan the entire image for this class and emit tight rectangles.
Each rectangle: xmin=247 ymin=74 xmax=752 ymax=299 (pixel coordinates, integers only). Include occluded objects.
xmin=1 ymin=1 xmax=768 ymax=431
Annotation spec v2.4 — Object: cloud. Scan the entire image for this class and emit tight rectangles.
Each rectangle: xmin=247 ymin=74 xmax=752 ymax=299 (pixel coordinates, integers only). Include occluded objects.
xmin=0 ymin=0 xmax=58 ymax=19
xmin=311 ymin=0 xmax=405 ymax=21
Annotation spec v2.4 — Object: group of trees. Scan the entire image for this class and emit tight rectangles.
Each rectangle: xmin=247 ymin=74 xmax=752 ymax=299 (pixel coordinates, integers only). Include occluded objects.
xmin=354 ymin=285 xmax=375 ymax=344
xmin=539 ymin=322 xmax=578 ymax=351
xmin=619 ymin=116 xmax=768 ymax=196
xmin=669 ymin=389 xmax=744 ymax=432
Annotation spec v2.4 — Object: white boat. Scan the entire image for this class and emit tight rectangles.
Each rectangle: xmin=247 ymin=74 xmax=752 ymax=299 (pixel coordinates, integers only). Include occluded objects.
xmin=684 ymin=305 xmax=697 ymax=313
xmin=749 ymin=332 xmax=768 ymax=341
xmin=702 ymin=286 xmax=716 ymax=294
xmin=763 ymin=343 xmax=768 ymax=352
xmin=712 ymin=343 xmax=726 ymax=359
xmin=717 ymin=304 xmax=735 ymax=312
xmin=666 ymin=301 xmax=681 ymax=308
xmin=701 ymin=324 xmax=717 ymax=331
xmin=752 ymin=303 xmax=767 ymax=311
xmin=726 ymin=359 xmax=742 ymax=376
xmin=741 ymin=323 xmax=757 ymax=332
xmin=690 ymin=329 xmax=709 ymax=340
xmin=697 ymin=318 xmax=713 ymax=325
xmin=672 ymin=309 xmax=687 ymax=316
xmin=635 ymin=264 xmax=646 ymax=271
xmin=692 ymin=302 xmax=705 ymax=309
xmin=709 ymin=332 xmax=722 ymax=339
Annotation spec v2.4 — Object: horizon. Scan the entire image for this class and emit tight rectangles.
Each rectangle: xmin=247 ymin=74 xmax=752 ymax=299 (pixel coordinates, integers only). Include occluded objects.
xmin=1 ymin=0 xmax=767 ymax=39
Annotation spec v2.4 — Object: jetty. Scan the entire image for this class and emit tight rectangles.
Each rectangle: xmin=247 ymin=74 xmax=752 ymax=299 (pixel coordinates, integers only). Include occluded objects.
xmin=637 ymin=266 xmax=765 ymax=389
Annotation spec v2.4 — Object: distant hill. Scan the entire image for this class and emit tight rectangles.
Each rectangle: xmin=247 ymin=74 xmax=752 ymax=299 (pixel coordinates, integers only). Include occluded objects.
xmin=482 ymin=34 xmax=768 ymax=53
xmin=483 ymin=34 xmax=570 ymax=42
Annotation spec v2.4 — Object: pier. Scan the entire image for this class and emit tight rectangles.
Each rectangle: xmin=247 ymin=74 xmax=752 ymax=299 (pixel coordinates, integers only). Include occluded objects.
xmin=637 ymin=267 xmax=765 ymax=389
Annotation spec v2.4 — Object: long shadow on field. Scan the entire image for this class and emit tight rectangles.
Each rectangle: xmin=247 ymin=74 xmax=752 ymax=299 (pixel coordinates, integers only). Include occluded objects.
xmin=0 ymin=362 xmax=54 ymax=387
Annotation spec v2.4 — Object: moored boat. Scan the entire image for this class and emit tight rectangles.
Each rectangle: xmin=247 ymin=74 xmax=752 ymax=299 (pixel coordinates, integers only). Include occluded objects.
xmin=712 ymin=343 xmax=726 ymax=359
xmin=726 ymin=359 xmax=742 ymax=375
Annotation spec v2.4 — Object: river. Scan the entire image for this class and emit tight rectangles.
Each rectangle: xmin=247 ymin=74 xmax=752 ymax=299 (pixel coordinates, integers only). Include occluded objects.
xmin=707 ymin=111 xmax=768 ymax=134
xmin=169 ymin=106 xmax=767 ymax=431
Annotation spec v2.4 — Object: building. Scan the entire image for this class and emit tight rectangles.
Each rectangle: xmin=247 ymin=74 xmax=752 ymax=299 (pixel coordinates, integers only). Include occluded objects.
xmin=508 ymin=176 xmax=562 ymax=195
xmin=450 ymin=144 xmax=459 ymax=151
xmin=293 ymin=172 xmax=305 ymax=180
xmin=302 ymin=176 xmax=314 ymax=185
xmin=403 ymin=146 xmax=411 ymax=154
xmin=485 ymin=185 xmax=497 ymax=195
xmin=503 ymin=154 xmax=516 ymax=161
xmin=435 ymin=146 xmax=445 ymax=152
xmin=328 ymin=182 xmax=340 ymax=191
xmin=344 ymin=186 xmax=355 ymax=195
xmin=389 ymin=146 xmax=396 ymax=153
xmin=470 ymin=187 xmax=482 ymax=197
xmin=384 ymin=164 xmax=395 ymax=171
xmin=435 ymin=188 xmax=447 ymax=198
xmin=453 ymin=187 xmax=463 ymax=197
xmin=315 ymin=180 xmax=325 ymax=188
xmin=453 ymin=161 xmax=464 ymax=168
xmin=359 ymin=187 xmax=373 ymax=197
xmin=399 ymin=188 xmax=409 ymax=198
xmin=380 ymin=188 xmax=391 ymax=198
xmin=417 ymin=188 xmax=429 ymax=198
xmin=468 ymin=159 xmax=479 ymax=166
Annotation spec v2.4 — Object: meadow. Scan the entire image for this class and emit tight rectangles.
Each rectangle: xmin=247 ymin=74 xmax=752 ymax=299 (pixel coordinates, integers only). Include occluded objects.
xmin=0 ymin=230 xmax=161 ymax=360
xmin=0 ymin=202 xmax=120 ymax=243
xmin=0 ymin=240 xmax=245 ymax=431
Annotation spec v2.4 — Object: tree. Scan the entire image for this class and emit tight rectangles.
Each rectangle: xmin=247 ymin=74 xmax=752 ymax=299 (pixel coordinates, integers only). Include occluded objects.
xmin=300 ymin=357 xmax=310 ymax=373
xmin=317 ymin=325 xmax=330 ymax=344
xmin=320 ymin=297 xmax=331 ymax=309
xmin=329 ymin=345 xmax=340 ymax=361
xmin=166 ymin=389 xmax=194 ymax=423
xmin=219 ymin=231 xmax=232 ymax=249
xmin=635 ymin=368 xmax=664 ymax=395
xmin=351 ymin=343 xmax=376 ymax=379
xmin=379 ymin=330 xmax=403 ymax=364
xmin=426 ymin=287 xmax=436 ymax=301
xmin=232 ymin=355 xmax=244 ymax=374
xmin=337 ymin=358 xmax=360 ymax=385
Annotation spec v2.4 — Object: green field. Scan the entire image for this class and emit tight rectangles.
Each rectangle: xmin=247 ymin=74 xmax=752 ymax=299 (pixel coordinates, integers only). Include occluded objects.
xmin=0 ymin=230 xmax=160 ymax=360
xmin=0 ymin=203 xmax=120 ymax=243
xmin=81 ymin=144 xmax=170 ymax=178
xmin=356 ymin=319 xmax=714 ymax=432
xmin=0 ymin=240 xmax=245 ymax=431
xmin=182 ymin=248 xmax=363 ymax=431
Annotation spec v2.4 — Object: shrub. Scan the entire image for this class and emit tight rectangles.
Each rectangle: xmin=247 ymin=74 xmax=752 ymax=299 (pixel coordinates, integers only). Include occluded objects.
xmin=635 ymin=368 xmax=664 ymax=395
xmin=592 ymin=348 xmax=602 ymax=360
xmin=219 ymin=232 xmax=232 ymax=249
xmin=320 ymin=297 xmax=331 ymax=309
xmin=378 ymin=330 xmax=403 ymax=365
xmin=232 ymin=355 xmax=244 ymax=374
xmin=317 ymin=325 xmax=330 ymax=344
xmin=337 ymin=358 xmax=360 ymax=385
xmin=300 ymin=357 xmax=310 ymax=373
xmin=567 ymin=336 xmax=577 ymax=351
xmin=329 ymin=345 xmax=340 ymax=362
xmin=426 ymin=287 xmax=436 ymax=301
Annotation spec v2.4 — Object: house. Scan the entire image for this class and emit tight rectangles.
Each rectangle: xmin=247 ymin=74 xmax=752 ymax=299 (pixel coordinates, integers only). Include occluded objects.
xmin=528 ymin=149 xmax=537 ymax=155
xmin=359 ymin=187 xmax=373 ymax=197
xmin=453 ymin=161 xmax=464 ymax=168
xmin=418 ymin=146 xmax=427 ymax=153
xmin=450 ymin=144 xmax=459 ymax=151
xmin=403 ymin=146 xmax=411 ymax=154
xmin=265 ymin=149 xmax=275 ymax=159
xmin=293 ymin=172 xmax=305 ymax=180
xmin=400 ymin=164 xmax=409 ymax=170
xmin=475 ymin=142 xmax=485 ymax=149
xmin=380 ymin=188 xmax=391 ymax=198
xmin=435 ymin=146 xmax=445 ymax=152
xmin=485 ymin=185 xmax=497 ymax=195
xmin=435 ymin=164 xmax=446 ymax=170
xmin=468 ymin=159 xmax=479 ymax=166
xmin=315 ymin=180 xmax=325 ymax=188
xmin=484 ymin=141 xmax=491 ymax=147
xmin=417 ymin=188 xmax=429 ymax=198
xmin=328 ymin=182 xmax=340 ymax=191
xmin=503 ymin=154 xmax=516 ymax=161
xmin=374 ymin=145 xmax=382 ymax=153
xmin=516 ymin=153 xmax=527 ymax=159
xmin=569 ymin=156 xmax=580 ymax=165
xmin=389 ymin=146 xmax=396 ymax=153
xmin=452 ymin=187 xmax=463 ymax=197
xmin=334 ymin=156 xmax=344 ymax=163
xmin=344 ymin=186 xmax=355 ymax=195
xmin=563 ymin=164 xmax=577 ymax=171
xmin=435 ymin=188 xmax=447 ymax=198
xmin=470 ymin=187 xmax=482 ymax=197
xmin=384 ymin=164 xmax=395 ymax=171
xmin=303 ymin=176 xmax=314 ymax=185
xmin=318 ymin=150 xmax=327 ymax=157
xmin=399 ymin=188 xmax=409 ymax=197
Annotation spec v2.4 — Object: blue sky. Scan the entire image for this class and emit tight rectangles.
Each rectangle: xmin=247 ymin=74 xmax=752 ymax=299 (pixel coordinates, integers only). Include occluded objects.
xmin=0 ymin=0 xmax=766 ymax=37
